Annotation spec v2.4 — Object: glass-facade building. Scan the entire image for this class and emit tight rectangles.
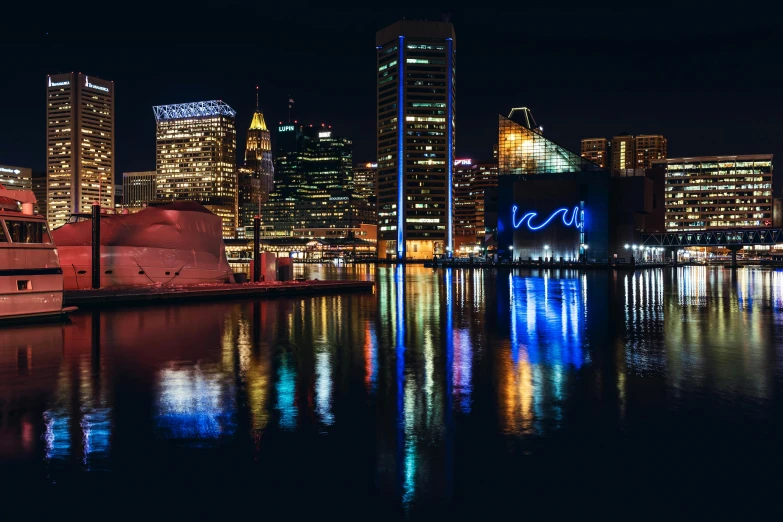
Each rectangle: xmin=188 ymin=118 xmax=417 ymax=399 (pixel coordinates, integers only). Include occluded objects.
xmin=499 ymin=112 xmax=600 ymax=175
xmin=259 ymin=123 xmax=371 ymax=235
xmin=153 ymin=101 xmax=237 ymax=238
xmin=660 ymin=155 xmax=774 ymax=231
xmin=376 ymin=20 xmax=456 ymax=260
xmin=46 ymin=73 xmax=114 ymax=228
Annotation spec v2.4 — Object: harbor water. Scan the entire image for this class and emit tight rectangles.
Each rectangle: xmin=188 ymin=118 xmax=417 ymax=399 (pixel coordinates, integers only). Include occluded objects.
xmin=0 ymin=265 xmax=780 ymax=519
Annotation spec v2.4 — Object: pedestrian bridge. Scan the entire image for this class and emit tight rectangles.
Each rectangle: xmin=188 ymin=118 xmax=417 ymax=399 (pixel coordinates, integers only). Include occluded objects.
xmin=642 ymin=228 xmax=783 ymax=248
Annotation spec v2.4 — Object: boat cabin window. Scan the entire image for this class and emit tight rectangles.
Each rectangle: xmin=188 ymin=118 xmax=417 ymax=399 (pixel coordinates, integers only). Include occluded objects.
xmin=0 ymin=223 xmax=6 ymax=242
xmin=3 ymin=220 xmax=52 ymax=244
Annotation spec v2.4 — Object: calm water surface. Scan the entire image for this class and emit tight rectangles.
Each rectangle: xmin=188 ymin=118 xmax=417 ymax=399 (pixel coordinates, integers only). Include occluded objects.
xmin=1 ymin=266 xmax=781 ymax=519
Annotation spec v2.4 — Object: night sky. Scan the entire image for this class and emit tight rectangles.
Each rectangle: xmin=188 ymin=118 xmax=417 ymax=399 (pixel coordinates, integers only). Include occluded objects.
xmin=3 ymin=5 xmax=782 ymax=183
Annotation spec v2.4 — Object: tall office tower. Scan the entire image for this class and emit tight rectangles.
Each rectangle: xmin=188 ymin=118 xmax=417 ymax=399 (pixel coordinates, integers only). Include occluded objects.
xmin=611 ymin=134 xmax=635 ymax=173
xmin=660 ymin=155 xmax=773 ymax=231
xmin=153 ymin=101 xmax=238 ymax=238
xmin=46 ymin=73 xmax=114 ymax=228
xmin=261 ymin=122 xmax=371 ymax=233
xmin=453 ymin=158 xmax=498 ymax=251
xmin=352 ymin=162 xmax=378 ymax=204
xmin=581 ymin=138 xmax=609 ymax=168
xmin=635 ymin=134 xmax=667 ymax=168
xmin=240 ymin=87 xmax=275 ymax=212
xmin=376 ymin=20 xmax=456 ymax=261
xmin=122 ymin=171 xmax=157 ymax=207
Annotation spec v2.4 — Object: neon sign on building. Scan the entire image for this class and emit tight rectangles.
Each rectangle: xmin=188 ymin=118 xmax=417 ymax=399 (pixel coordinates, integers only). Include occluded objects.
xmin=512 ymin=205 xmax=584 ymax=231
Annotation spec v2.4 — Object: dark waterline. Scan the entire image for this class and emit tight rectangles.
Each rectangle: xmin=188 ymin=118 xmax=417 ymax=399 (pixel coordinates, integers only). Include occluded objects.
xmin=1 ymin=266 xmax=781 ymax=519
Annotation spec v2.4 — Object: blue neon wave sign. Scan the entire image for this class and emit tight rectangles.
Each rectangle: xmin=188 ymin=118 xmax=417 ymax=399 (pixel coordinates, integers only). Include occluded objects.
xmin=512 ymin=205 xmax=584 ymax=231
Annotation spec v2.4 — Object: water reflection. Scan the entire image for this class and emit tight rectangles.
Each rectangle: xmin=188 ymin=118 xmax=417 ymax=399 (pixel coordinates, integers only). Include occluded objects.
xmin=0 ymin=266 xmax=779 ymax=517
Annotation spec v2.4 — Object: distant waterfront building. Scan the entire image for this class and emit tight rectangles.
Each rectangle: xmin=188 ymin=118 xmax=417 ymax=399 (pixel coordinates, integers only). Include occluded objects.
xmin=376 ymin=20 xmax=456 ymax=260
xmin=46 ymin=73 xmax=114 ymax=228
xmin=0 ymin=164 xmax=32 ymax=190
xmin=259 ymin=122 xmax=372 ymax=235
xmin=634 ymin=135 xmax=667 ymax=169
xmin=659 ymin=155 xmax=773 ymax=231
xmin=352 ymin=162 xmax=377 ymax=204
xmin=494 ymin=109 xmax=665 ymax=263
xmin=499 ymin=108 xmax=600 ymax=175
xmin=580 ymin=138 xmax=608 ymax=169
xmin=453 ymin=158 xmax=498 ymax=252
xmin=114 ymin=184 xmax=123 ymax=208
xmin=32 ymin=171 xmax=47 ymax=215
xmin=153 ymin=100 xmax=237 ymax=238
xmin=582 ymin=133 xmax=667 ymax=175
xmin=122 ymin=171 xmax=157 ymax=207
xmin=239 ymin=88 xmax=274 ymax=229
xmin=610 ymin=134 xmax=635 ymax=173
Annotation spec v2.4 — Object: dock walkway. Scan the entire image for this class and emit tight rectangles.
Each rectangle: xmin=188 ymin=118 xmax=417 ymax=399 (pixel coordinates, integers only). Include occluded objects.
xmin=64 ymin=280 xmax=374 ymax=308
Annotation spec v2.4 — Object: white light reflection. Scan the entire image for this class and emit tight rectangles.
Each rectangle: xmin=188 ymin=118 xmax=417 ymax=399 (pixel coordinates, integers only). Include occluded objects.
xmin=315 ymin=351 xmax=334 ymax=426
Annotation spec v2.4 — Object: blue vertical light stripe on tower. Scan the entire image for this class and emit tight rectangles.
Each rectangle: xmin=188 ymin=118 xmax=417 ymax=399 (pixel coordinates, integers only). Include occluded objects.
xmin=397 ymin=36 xmax=405 ymax=261
xmin=446 ymin=38 xmax=454 ymax=256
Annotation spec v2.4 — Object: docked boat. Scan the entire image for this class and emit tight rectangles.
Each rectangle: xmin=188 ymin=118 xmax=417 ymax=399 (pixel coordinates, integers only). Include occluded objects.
xmin=51 ymin=201 xmax=235 ymax=289
xmin=0 ymin=185 xmax=66 ymax=321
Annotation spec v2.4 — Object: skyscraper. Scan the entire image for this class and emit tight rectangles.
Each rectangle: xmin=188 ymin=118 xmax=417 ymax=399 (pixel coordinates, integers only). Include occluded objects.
xmin=376 ymin=20 xmax=456 ymax=261
xmin=239 ymin=87 xmax=274 ymax=228
xmin=46 ymin=73 xmax=114 ymax=228
xmin=122 ymin=171 xmax=157 ymax=208
xmin=153 ymin=100 xmax=237 ymax=238
xmin=453 ymin=159 xmax=497 ymax=252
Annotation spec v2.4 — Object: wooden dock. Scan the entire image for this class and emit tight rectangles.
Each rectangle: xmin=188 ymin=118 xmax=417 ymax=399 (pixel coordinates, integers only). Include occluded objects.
xmin=63 ymin=280 xmax=375 ymax=308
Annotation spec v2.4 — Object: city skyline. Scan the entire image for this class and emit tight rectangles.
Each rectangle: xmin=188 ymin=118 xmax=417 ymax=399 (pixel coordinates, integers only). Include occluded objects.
xmin=2 ymin=6 xmax=782 ymax=184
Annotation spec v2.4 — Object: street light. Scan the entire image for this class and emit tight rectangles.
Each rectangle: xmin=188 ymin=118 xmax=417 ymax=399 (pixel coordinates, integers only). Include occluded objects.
xmin=543 ymin=245 xmax=550 ymax=250
xmin=632 ymin=244 xmax=637 ymax=250
xmin=508 ymin=245 xmax=513 ymax=250
xmin=624 ymin=244 xmax=630 ymax=249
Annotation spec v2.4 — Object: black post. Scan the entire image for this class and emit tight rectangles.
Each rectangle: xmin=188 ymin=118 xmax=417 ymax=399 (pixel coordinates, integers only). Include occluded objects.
xmin=91 ymin=203 xmax=100 ymax=289
xmin=253 ymin=215 xmax=261 ymax=283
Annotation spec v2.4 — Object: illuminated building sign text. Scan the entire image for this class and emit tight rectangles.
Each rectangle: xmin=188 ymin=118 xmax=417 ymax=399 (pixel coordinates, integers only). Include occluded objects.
xmin=279 ymin=125 xmax=295 ymax=132
xmin=84 ymin=76 xmax=109 ymax=92
xmin=48 ymin=78 xmax=70 ymax=87
xmin=454 ymin=158 xmax=472 ymax=166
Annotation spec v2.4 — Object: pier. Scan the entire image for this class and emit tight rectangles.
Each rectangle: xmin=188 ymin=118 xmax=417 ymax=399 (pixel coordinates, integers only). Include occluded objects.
xmin=63 ymin=280 xmax=374 ymax=308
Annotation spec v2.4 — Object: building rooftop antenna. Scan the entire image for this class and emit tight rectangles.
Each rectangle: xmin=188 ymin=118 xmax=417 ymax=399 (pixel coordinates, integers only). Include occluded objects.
xmin=508 ymin=107 xmax=543 ymax=133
